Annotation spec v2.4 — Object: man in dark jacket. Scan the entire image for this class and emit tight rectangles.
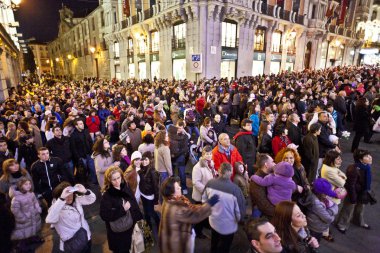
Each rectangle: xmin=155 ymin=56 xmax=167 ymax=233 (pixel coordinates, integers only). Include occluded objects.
xmin=302 ymin=123 xmax=321 ymax=183
xmin=233 ymin=119 xmax=257 ymax=176
xmin=249 ymin=154 xmax=276 ymax=219
xmin=317 ymin=112 xmax=336 ymax=173
xmin=69 ymin=119 xmax=97 ymax=184
xmin=31 ymin=147 xmax=64 ymax=206
xmin=333 ymin=91 xmax=347 ymax=134
xmin=167 ymin=119 xmax=189 ymax=194
xmin=286 ymin=113 xmax=302 ymax=147
xmin=46 ymin=125 xmax=74 ymax=183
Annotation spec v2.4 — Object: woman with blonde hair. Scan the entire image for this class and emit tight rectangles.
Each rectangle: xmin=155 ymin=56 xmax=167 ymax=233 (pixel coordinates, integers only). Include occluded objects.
xmin=0 ymin=159 xmax=33 ymax=195
xmin=100 ymin=166 xmax=143 ymax=253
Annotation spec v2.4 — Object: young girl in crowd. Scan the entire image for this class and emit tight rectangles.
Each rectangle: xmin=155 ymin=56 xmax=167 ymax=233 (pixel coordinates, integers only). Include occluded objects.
xmin=251 ymin=161 xmax=301 ymax=205
xmin=11 ymin=178 xmax=43 ymax=250
xmin=233 ymin=162 xmax=249 ymax=198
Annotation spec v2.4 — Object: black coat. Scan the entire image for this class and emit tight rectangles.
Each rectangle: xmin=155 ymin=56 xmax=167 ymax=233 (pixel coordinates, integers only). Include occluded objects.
xmin=69 ymin=129 xmax=93 ymax=162
xmin=302 ymin=133 xmax=319 ymax=183
xmin=353 ymin=106 xmax=371 ymax=133
xmin=17 ymin=144 xmax=38 ymax=171
xmin=0 ymin=202 xmax=15 ymax=253
xmin=100 ymin=183 xmax=143 ymax=252
xmin=287 ymin=122 xmax=302 ymax=147
xmin=46 ymin=136 xmax=72 ymax=163
xmin=30 ymin=157 xmax=64 ymax=200
xmin=317 ymin=122 xmax=335 ymax=158
xmin=333 ymin=96 xmax=347 ymax=114
xmin=167 ymin=125 xmax=189 ymax=158
xmin=234 ymin=131 xmax=256 ymax=174
xmin=258 ymin=133 xmax=272 ymax=155
xmin=138 ymin=165 xmax=159 ymax=203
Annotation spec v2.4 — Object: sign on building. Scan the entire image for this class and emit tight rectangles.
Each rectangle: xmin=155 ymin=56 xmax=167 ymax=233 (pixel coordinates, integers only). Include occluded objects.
xmin=191 ymin=54 xmax=202 ymax=73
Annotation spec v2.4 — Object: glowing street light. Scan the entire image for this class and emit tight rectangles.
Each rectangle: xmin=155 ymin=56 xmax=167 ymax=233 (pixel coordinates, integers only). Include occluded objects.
xmin=55 ymin=57 xmax=59 ymax=62
xmin=67 ymin=54 xmax=72 ymax=60
xmin=90 ymin=47 xmax=96 ymax=54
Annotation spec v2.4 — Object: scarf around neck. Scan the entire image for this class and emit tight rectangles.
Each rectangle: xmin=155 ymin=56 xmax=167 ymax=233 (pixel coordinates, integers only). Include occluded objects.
xmin=356 ymin=162 xmax=372 ymax=191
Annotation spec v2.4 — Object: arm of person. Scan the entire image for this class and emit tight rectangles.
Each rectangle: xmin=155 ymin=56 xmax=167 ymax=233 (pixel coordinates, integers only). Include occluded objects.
xmin=99 ymin=194 xmax=127 ymax=222
xmin=312 ymin=200 xmax=337 ymax=224
xmin=175 ymin=203 xmax=211 ymax=224
xmin=249 ymin=182 xmax=275 ymax=217
xmin=75 ymin=188 xmax=96 ymax=206
xmin=45 ymin=198 xmax=66 ymax=224
xmin=325 ymin=169 xmax=346 ymax=188
xmin=95 ymin=156 xmax=110 ymax=175
xmin=251 ymin=174 xmax=274 ymax=187
xmin=162 ymin=147 xmax=173 ymax=176
xmin=200 ymin=126 xmax=214 ymax=144
xmin=192 ymin=166 xmax=206 ymax=194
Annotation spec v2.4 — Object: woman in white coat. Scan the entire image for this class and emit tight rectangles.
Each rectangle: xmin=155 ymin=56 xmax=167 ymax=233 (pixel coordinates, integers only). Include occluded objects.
xmin=191 ymin=145 xmax=218 ymax=238
xmin=46 ymin=182 xmax=96 ymax=253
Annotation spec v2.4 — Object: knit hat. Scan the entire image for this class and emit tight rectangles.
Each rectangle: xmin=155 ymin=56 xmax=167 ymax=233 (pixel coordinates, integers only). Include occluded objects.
xmin=313 ymin=178 xmax=338 ymax=198
xmin=329 ymin=135 xmax=339 ymax=143
xmin=274 ymin=162 xmax=294 ymax=178
xmin=131 ymin=151 xmax=142 ymax=161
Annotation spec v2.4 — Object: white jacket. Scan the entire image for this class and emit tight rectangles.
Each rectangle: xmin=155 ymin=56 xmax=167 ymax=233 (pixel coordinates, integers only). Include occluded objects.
xmin=45 ymin=191 xmax=96 ymax=251
xmin=192 ymin=158 xmax=216 ymax=202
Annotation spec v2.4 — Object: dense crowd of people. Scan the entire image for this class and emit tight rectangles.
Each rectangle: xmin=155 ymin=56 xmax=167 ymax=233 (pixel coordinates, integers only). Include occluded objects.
xmin=0 ymin=65 xmax=379 ymax=253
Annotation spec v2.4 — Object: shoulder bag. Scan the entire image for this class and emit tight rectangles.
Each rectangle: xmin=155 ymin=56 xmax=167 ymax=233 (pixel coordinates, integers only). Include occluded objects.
xmin=64 ymin=207 xmax=88 ymax=253
xmin=109 ymin=200 xmax=133 ymax=233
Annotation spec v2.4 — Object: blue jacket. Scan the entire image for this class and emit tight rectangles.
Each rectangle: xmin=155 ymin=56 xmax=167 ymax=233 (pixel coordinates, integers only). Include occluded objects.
xmin=249 ymin=113 xmax=260 ymax=136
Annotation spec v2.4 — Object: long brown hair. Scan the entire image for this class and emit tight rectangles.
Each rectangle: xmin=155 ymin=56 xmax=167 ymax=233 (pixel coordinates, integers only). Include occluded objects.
xmin=2 ymin=159 xmax=28 ymax=181
xmin=154 ymin=130 xmax=168 ymax=148
xmin=271 ymin=201 xmax=300 ymax=253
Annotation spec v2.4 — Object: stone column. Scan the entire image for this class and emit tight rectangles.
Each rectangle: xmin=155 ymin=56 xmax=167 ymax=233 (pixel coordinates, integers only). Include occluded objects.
xmin=294 ymin=31 xmax=306 ymax=70
xmin=119 ymin=32 xmax=129 ymax=80
xmin=237 ymin=16 xmax=256 ymax=77
xmin=158 ymin=18 xmax=173 ymax=79
xmin=185 ymin=7 xmax=200 ymax=82
xmin=0 ymin=50 xmax=9 ymax=101
xmin=199 ymin=3 xmax=222 ymax=79
xmin=263 ymin=23 xmax=276 ymax=75
xmin=280 ymin=28 xmax=288 ymax=72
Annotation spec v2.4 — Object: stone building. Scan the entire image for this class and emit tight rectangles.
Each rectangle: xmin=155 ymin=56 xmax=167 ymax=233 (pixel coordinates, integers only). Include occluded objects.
xmin=47 ymin=4 xmax=112 ymax=80
xmin=29 ymin=43 xmax=51 ymax=75
xmin=48 ymin=0 xmax=372 ymax=81
xmin=0 ymin=1 xmax=22 ymax=100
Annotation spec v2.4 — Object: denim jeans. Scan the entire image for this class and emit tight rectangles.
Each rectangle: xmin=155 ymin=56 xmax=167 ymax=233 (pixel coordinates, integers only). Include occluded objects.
xmin=63 ymin=161 xmax=75 ymax=184
xmin=172 ymin=154 xmax=187 ymax=191
xmin=79 ymin=155 xmax=98 ymax=185
xmin=159 ymin=172 xmax=169 ymax=203
xmin=187 ymin=126 xmax=200 ymax=139
xmin=141 ymin=195 xmax=160 ymax=229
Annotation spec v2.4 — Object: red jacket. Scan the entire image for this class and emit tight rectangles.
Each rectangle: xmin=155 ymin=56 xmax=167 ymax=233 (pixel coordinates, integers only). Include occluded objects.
xmin=86 ymin=116 xmax=100 ymax=133
xmin=272 ymin=135 xmax=291 ymax=157
xmin=212 ymin=144 xmax=243 ymax=180
xmin=195 ymin=97 xmax=206 ymax=114
xmin=113 ymin=106 xmax=121 ymax=121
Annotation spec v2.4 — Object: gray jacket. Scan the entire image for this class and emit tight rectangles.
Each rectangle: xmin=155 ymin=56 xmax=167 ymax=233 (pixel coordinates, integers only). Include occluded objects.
xmin=306 ymin=194 xmax=338 ymax=233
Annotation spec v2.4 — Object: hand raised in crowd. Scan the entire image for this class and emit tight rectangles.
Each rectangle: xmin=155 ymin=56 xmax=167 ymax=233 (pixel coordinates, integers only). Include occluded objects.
xmin=74 ymin=184 xmax=87 ymax=194
xmin=123 ymin=201 xmax=131 ymax=211
xmin=60 ymin=187 xmax=73 ymax=200
xmin=297 ymin=185 xmax=304 ymax=193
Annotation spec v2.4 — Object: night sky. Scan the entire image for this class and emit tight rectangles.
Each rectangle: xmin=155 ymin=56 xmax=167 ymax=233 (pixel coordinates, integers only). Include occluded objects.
xmin=15 ymin=0 xmax=98 ymax=43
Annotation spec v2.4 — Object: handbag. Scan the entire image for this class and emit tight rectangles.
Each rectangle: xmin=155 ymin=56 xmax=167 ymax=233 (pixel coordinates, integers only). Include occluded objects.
xmin=110 ymin=210 xmax=133 ymax=233
xmin=64 ymin=207 xmax=88 ymax=253
xmin=372 ymin=117 xmax=380 ymax=133
xmin=131 ymin=220 xmax=154 ymax=253
xmin=64 ymin=227 xmax=88 ymax=253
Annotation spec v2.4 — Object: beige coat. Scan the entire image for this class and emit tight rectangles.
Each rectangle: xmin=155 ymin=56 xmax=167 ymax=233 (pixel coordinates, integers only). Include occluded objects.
xmin=321 ymin=164 xmax=347 ymax=204
xmin=154 ymin=145 xmax=172 ymax=176
xmin=192 ymin=158 xmax=216 ymax=202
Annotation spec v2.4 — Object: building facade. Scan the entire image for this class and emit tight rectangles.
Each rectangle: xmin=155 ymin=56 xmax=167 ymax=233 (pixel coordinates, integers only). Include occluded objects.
xmin=47 ymin=5 xmax=112 ymax=80
xmin=49 ymin=0 xmax=372 ymax=81
xmin=29 ymin=43 xmax=51 ymax=75
xmin=0 ymin=0 xmax=21 ymax=100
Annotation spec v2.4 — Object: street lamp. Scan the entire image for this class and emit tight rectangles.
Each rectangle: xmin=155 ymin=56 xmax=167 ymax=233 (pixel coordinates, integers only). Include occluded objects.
xmin=89 ymin=47 xmax=96 ymax=54
xmin=55 ymin=57 xmax=59 ymax=62
xmin=89 ymin=46 xmax=99 ymax=79
xmin=67 ymin=54 xmax=72 ymax=60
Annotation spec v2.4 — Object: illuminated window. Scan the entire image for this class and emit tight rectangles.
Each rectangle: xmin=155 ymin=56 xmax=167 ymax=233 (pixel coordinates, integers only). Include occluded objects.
xmin=173 ymin=23 xmax=186 ymax=49
xmin=271 ymin=31 xmax=282 ymax=53
xmin=254 ymin=28 xmax=265 ymax=51
xmin=222 ymin=21 xmax=237 ymax=48
xmin=151 ymin=31 xmax=159 ymax=52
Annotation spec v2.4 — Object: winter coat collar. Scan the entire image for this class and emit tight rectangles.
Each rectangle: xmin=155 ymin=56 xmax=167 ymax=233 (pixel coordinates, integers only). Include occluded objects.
xmin=233 ymin=131 xmax=253 ymax=140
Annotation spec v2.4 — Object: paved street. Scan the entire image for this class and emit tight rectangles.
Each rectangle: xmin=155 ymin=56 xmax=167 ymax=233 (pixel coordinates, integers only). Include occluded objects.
xmin=35 ymin=133 xmax=380 ymax=253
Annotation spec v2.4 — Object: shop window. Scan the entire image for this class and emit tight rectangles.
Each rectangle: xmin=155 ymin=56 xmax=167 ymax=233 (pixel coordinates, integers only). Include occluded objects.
xmin=222 ymin=21 xmax=237 ymax=48
xmin=173 ymin=23 xmax=186 ymax=49
xmin=114 ymin=42 xmax=120 ymax=58
xmin=254 ymin=28 xmax=265 ymax=51
xmin=271 ymin=31 xmax=282 ymax=53
xmin=128 ymin=38 xmax=134 ymax=56
xmin=151 ymin=31 xmax=159 ymax=52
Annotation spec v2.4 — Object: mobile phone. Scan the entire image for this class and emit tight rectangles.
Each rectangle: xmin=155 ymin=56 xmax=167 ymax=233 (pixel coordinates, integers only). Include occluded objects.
xmin=68 ymin=186 xmax=78 ymax=193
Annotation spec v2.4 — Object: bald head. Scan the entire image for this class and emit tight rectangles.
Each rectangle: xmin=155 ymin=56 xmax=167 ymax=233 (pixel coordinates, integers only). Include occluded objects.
xmin=218 ymin=133 xmax=230 ymax=148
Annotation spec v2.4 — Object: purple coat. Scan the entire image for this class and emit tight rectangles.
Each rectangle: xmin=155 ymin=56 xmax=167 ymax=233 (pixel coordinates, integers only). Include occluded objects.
xmin=252 ymin=174 xmax=296 ymax=205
